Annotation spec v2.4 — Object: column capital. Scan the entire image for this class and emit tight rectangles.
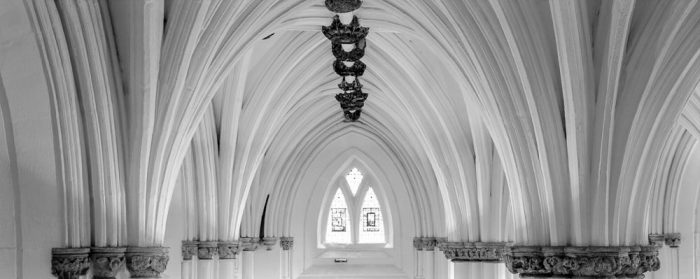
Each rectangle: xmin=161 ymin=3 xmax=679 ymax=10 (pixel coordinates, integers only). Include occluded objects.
xmin=438 ymin=242 xmax=507 ymax=262
xmin=503 ymin=245 xmax=660 ymax=278
xmin=240 ymin=237 xmax=260 ymax=252
xmin=665 ymin=233 xmax=681 ymax=247
xmin=648 ymin=234 xmax=665 ymax=246
xmin=125 ymin=247 xmax=169 ymax=278
xmin=51 ymin=247 xmax=90 ymax=279
xmin=280 ymin=237 xmax=294 ymax=251
xmin=261 ymin=237 xmax=278 ymax=251
xmin=197 ymin=241 xmax=218 ymax=260
xmin=413 ymin=237 xmax=439 ymax=251
xmin=181 ymin=241 xmax=198 ymax=261
xmin=218 ymin=241 xmax=241 ymax=259
xmin=91 ymin=247 xmax=126 ymax=279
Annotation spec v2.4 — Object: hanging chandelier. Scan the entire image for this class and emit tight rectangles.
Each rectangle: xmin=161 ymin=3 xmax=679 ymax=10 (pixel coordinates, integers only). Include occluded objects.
xmin=322 ymin=0 xmax=369 ymax=121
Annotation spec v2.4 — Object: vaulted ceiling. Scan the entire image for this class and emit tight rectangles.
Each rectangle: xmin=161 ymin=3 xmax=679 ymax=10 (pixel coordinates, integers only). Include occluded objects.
xmin=18 ymin=0 xmax=700 ymax=249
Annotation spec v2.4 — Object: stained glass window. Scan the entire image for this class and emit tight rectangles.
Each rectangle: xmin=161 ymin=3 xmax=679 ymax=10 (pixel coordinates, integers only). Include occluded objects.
xmin=326 ymin=188 xmax=351 ymax=243
xmin=359 ymin=187 xmax=385 ymax=243
xmin=331 ymin=208 xmax=346 ymax=232
xmin=345 ymin=168 xmax=363 ymax=196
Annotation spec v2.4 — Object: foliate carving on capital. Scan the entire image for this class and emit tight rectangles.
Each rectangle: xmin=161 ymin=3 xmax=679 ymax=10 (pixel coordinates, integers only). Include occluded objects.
xmin=125 ymin=247 xmax=169 ymax=278
xmin=90 ymin=247 xmax=126 ymax=279
xmin=51 ymin=248 xmax=90 ymax=279
xmin=440 ymin=242 xmax=506 ymax=262
xmin=413 ymin=237 xmax=438 ymax=251
xmin=503 ymin=246 xmax=660 ymax=278
xmin=665 ymin=233 xmax=681 ymax=247
xmin=197 ymin=241 xmax=218 ymax=260
xmin=181 ymin=241 xmax=198 ymax=261
xmin=280 ymin=237 xmax=294 ymax=251
xmin=218 ymin=242 xmax=241 ymax=259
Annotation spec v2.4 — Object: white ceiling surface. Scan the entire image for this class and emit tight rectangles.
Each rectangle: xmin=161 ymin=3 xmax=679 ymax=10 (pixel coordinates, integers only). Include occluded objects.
xmin=103 ymin=0 xmax=700 ymax=246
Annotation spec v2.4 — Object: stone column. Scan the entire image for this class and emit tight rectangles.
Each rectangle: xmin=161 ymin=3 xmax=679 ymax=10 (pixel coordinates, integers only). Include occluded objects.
xmin=197 ymin=241 xmax=218 ymax=279
xmin=51 ymin=248 xmax=90 ymax=279
xmin=218 ymin=241 xmax=240 ymax=279
xmin=91 ymin=247 xmax=126 ymax=279
xmin=182 ymin=241 xmax=198 ymax=279
xmin=279 ymin=237 xmax=294 ymax=279
xmin=413 ymin=237 xmax=439 ymax=279
xmin=125 ymin=247 xmax=169 ymax=278
xmin=240 ymin=238 xmax=259 ymax=279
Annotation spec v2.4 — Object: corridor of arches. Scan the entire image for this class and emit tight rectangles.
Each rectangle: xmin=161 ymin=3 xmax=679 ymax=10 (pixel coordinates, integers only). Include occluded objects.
xmin=1 ymin=0 xmax=700 ymax=278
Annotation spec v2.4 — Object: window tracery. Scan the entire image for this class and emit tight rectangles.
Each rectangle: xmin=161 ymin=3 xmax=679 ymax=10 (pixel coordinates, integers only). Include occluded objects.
xmin=323 ymin=168 xmax=387 ymax=246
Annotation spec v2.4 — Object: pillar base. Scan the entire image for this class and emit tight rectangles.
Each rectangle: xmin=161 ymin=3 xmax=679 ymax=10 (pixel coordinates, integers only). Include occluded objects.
xmin=503 ymin=246 xmax=660 ymax=278
xmin=125 ymin=247 xmax=169 ymax=278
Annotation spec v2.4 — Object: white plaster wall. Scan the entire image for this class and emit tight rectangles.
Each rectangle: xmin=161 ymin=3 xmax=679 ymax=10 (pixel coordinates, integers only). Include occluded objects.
xmin=0 ymin=0 xmax=64 ymax=278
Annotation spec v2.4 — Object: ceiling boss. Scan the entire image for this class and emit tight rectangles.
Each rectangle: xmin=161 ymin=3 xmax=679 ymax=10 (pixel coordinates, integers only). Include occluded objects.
xmin=322 ymin=0 xmax=369 ymax=122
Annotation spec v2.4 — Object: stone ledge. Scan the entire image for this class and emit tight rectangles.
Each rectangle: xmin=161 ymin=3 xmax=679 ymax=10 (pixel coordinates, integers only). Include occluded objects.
xmin=438 ymin=241 xmax=507 ymax=262
xmin=503 ymin=246 xmax=660 ymax=278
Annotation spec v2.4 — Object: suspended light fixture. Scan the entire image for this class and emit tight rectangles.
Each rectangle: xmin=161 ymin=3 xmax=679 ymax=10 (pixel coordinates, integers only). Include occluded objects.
xmin=322 ymin=0 xmax=369 ymax=121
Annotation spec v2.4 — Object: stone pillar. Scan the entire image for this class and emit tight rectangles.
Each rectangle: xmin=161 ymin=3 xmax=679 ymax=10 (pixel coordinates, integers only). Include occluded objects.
xmin=91 ymin=247 xmax=126 ymax=279
xmin=125 ymin=247 xmax=169 ymax=278
xmin=240 ymin=238 xmax=259 ymax=279
xmin=197 ymin=241 xmax=218 ymax=279
xmin=182 ymin=241 xmax=198 ymax=279
xmin=414 ymin=237 xmax=439 ymax=279
xmin=434 ymin=250 xmax=450 ymax=279
xmin=51 ymin=248 xmax=91 ymax=279
xmin=279 ymin=237 xmax=294 ymax=279
xmin=219 ymin=241 xmax=241 ymax=279
xmin=503 ymin=246 xmax=661 ymax=278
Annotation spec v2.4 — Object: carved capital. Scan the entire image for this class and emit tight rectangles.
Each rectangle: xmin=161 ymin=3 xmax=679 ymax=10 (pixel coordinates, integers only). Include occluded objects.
xmin=324 ymin=0 xmax=362 ymax=13
xmin=51 ymin=248 xmax=90 ymax=279
xmin=181 ymin=241 xmax=198 ymax=261
xmin=240 ymin=237 xmax=260 ymax=252
xmin=197 ymin=241 xmax=218 ymax=260
xmin=648 ymin=234 xmax=665 ymax=247
xmin=665 ymin=233 xmax=681 ymax=248
xmin=439 ymin=242 xmax=506 ymax=262
xmin=261 ymin=237 xmax=278 ymax=251
xmin=125 ymin=247 xmax=169 ymax=278
xmin=280 ymin=237 xmax=294 ymax=251
xmin=503 ymin=246 xmax=661 ymax=278
xmin=413 ymin=237 xmax=439 ymax=251
xmin=90 ymin=247 xmax=126 ymax=279
xmin=218 ymin=241 xmax=241 ymax=259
